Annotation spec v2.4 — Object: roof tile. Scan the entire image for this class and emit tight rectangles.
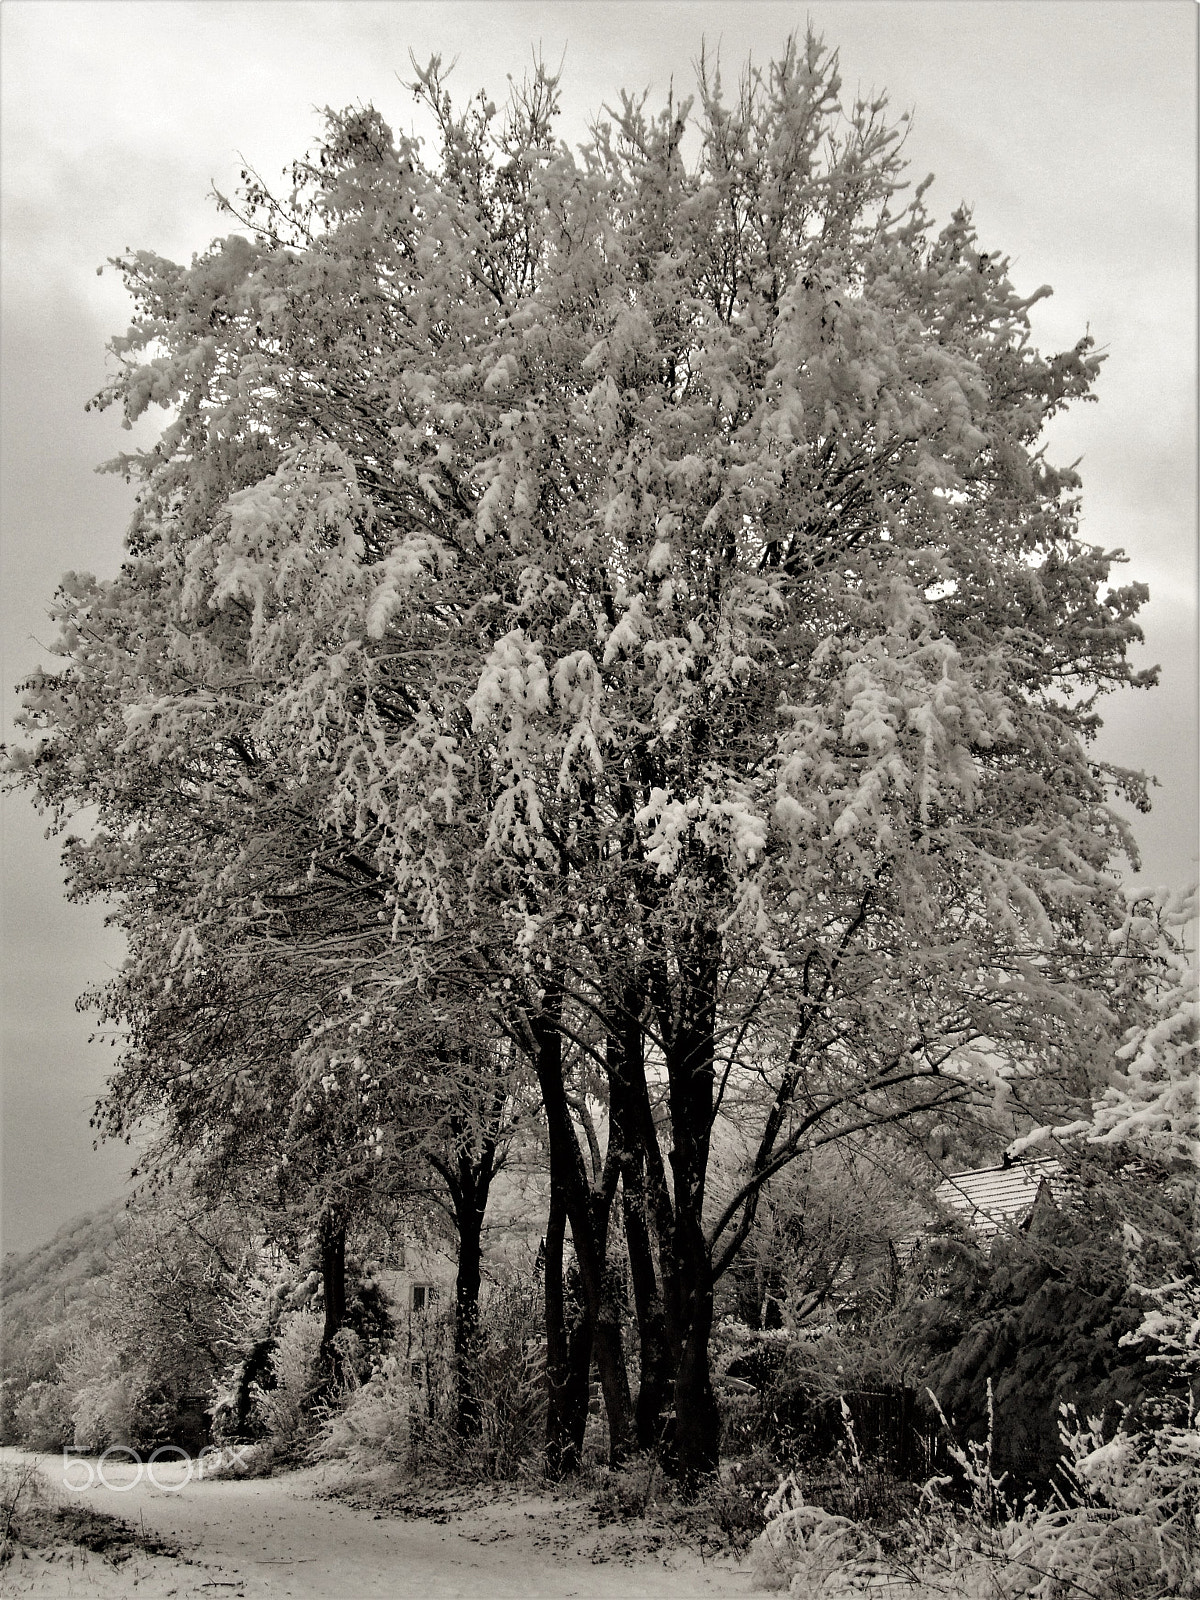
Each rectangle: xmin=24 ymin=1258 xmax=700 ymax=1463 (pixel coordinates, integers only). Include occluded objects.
xmin=934 ymin=1159 xmax=1066 ymax=1240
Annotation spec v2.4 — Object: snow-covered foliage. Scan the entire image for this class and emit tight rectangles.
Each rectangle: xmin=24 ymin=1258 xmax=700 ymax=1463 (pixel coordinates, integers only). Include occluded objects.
xmin=754 ymin=1376 xmax=1198 ymax=1597
xmin=752 ymin=1471 xmax=884 ymax=1592
xmin=1091 ymin=889 xmax=1199 ymax=1162
xmin=2 ymin=30 xmax=1167 ymax=1479
xmin=317 ymin=1273 xmax=547 ymax=1480
xmin=250 ymin=1310 xmax=325 ymax=1458
xmin=752 ymin=886 xmax=1197 ymax=1594
xmin=1012 ymin=886 xmax=1198 ymax=1165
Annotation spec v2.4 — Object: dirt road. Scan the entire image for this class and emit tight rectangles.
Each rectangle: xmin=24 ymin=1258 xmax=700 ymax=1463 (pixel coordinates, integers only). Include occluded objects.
xmin=0 ymin=1451 xmax=756 ymax=1599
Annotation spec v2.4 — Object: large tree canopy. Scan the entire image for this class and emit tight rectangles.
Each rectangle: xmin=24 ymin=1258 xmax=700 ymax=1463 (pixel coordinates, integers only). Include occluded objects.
xmin=5 ymin=34 xmax=1162 ymax=1479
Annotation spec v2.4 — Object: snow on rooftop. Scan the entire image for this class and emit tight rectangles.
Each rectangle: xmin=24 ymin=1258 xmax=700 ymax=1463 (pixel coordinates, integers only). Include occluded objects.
xmin=934 ymin=1158 xmax=1066 ymax=1241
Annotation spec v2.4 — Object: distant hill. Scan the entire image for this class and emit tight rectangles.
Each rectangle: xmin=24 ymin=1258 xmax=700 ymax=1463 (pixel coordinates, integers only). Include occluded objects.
xmin=1 ymin=1197 xmax=131 ymax=1399
xmin=2 ymin=1196 xmax=129 ymax=1299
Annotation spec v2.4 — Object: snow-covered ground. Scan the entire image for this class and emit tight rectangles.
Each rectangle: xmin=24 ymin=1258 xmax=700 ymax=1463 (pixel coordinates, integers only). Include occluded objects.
xmin=0 ymin=1450 xmax=756 ymax=1598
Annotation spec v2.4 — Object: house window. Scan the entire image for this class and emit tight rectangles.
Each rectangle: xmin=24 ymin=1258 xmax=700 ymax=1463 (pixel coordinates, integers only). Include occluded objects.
xmin=411 ymin=1283 xmax=439 ymax=1313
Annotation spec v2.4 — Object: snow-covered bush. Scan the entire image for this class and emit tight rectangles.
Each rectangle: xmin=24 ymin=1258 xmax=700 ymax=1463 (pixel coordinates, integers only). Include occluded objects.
xmin=58 ymin=1331 xmax=145 ymax=1452
xmin=909 ymin=1375 xmax=1198 ymax=1599
xmin=400 ymin=1276 xmax=546 ymax=1480
xmin=315 ymin=1352 xmax=416 ymax=1468
xmin=0 ymin=1378 xmax=21 ymax=1446
xmin=467 ymin=1276 xmax=547 ymax=1477
xmin=754 ymin=1058 xmax=1199 ymax=1600
xmin=12 ymin=1381 xmax=73 ymax=1451
xmin=751 ymin=1471 xmax=885 ymax=1593
xmin=756 ymin=1378 xmax=1197 ymax=1597
xmin=1017 ymin=1399 xmax=1198 ymax=1597
xmin=71 ymin=1376 xmax=138 ymax=1453
xmin=251 ymin=1310 xmax=325 ymax=1457
xmin=318 ymin=1274 xmax=546 ymax=1481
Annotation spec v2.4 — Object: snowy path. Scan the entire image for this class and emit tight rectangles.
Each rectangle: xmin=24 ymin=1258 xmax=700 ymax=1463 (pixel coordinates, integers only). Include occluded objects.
xmin=0 ymin=1451 xmax=757 ymax=1599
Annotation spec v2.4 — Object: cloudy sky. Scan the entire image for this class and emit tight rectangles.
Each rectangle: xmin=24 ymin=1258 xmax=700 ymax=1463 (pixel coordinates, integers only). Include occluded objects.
xmin=1 ymin=1 xmax=1196 ymax=1254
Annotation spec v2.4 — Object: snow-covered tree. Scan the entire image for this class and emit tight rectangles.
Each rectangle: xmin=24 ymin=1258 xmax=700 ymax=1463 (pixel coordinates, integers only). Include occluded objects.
xmin=12 ymin=587 xmax=515 ymax=1393
xmin=5 ymin=33 xmax=1161 ymax=1480
xmin=1087 ymin=888 xmax=1198 ymax=1163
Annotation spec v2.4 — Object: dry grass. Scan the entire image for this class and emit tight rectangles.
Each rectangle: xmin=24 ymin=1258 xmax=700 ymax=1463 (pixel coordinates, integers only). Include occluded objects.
xmin=0 ymin=1461 xmax=180 ymax=1568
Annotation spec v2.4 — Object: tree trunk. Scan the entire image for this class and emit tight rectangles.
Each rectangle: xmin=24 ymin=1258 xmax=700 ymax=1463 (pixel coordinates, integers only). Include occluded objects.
xmin=543 ymin=1184 xmax=591 ymax=1477
xmin=319 ymin=1207 xmax=348 ymax=1351
xmin=454 ymin=1200 xmax=483 ymax=1438
xmin=657 ymin=933 xmax=723 ymax=1485
xmin=424 ymin=1042 xmax=505 ymax=1443
xmin=622 ymin=1179 xmax=673 ymax=1450
xmin=592 ymin=1247 xmax=633 ymax=1465
xmin=609 ymin=997 xmax=673 ymax=1451
xmin=532 ymin=987 xmax=633 ymax=1466
xmin=672 ymin=1263 xmax=720 ymax=1484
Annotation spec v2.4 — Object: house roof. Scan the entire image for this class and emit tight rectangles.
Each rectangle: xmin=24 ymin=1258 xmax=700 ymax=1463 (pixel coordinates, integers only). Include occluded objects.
xmin=934 ymin=1158 xmax=1066 ymax=1241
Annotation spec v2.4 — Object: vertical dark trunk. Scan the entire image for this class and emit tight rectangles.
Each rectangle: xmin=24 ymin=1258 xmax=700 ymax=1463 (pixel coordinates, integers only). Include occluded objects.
xmin=621 ymin=1176 xmax=673 ymax=1449
xmin=609 ymin=993 xmax=673 ymax=1451
xmin=532 ymin=988 xmax=632 ymax=1467
xmin=319 ymin=1208 xmax=348 ymax=1352
xmin=426 ymin=1038 xmax=506 ymax=1443
xmin=659 ymin=934 xmax=723 ymax=1486
xmin=543 ymin=1184 xmax=591 ymax=1477
xmin=672 ymin=1262 xmax=720 ymax=1484
xmin=449 ymin=1121 xmax=499 ymax=1442
xmin=454 ymin=1200 xmax=483 ymax=1438
xmin=592 ymin=1249 xmax=633 ymax=1464
xmin=564 ymin=1263 xmax=594 ymax=1458
xmin=544 ymin=1185 xmax=569 ymax=1472
xmin=666 ymin=1171 xmax=722 ymax=1480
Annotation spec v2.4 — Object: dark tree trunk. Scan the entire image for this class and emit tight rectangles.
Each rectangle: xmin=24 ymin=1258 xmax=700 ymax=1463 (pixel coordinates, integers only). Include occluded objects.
xmin=609 ymin=992 xmax=673 ymax=1450
xmin=621 ymin=1175 xmax=673 ymax=1449
xmin=656 ymin=934 xmax=723 ymax=1485
xmin=425 ymin=1076 xmax=503 ymax=1442
xmin=532 ymin=989 xmax=632 ymax=1466
xmin=319 ymin=1207 xmax=348 ymax=1351
xmin=592 ymin=1247 xmax=634 ymax=1464
xmin=672 ymin=1259 xmax=720 ymax=1483
xmin=543 ymin=1184 xmax=591 ymax=1477
xmin=231 ymin=1336 xmax=275 ymax=1440
xmin=454 ymin=1199 xmax=484 ymax=1438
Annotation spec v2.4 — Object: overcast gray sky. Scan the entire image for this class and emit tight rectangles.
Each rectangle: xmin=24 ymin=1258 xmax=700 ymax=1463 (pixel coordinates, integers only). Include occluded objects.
xmin=2 ymin=1 xmax=1196 ymax=1255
